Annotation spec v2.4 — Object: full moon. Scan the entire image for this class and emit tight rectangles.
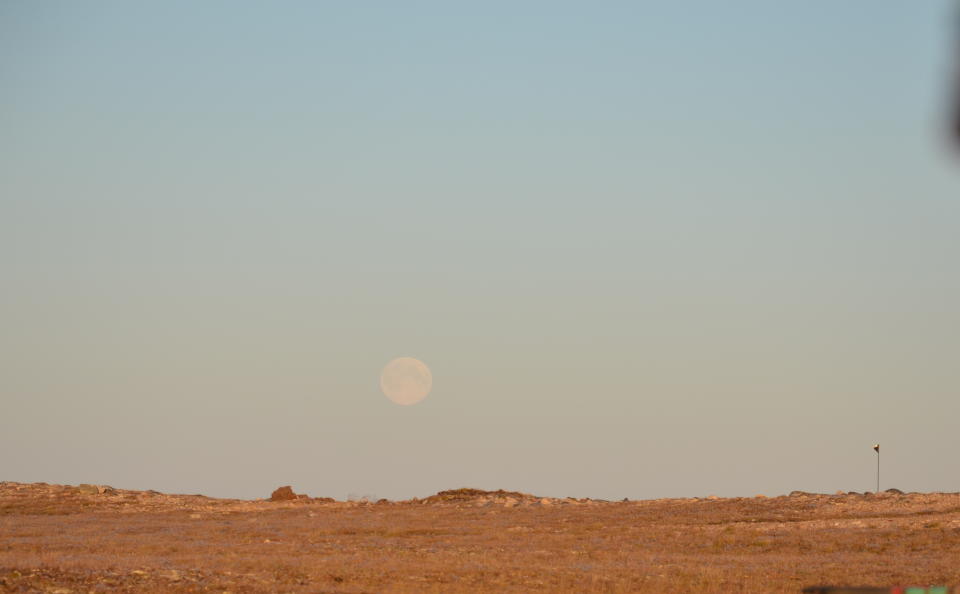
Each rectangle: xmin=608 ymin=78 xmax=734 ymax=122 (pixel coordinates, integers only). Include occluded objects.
xmin=380 ymin=357 xmax=432 ymax=406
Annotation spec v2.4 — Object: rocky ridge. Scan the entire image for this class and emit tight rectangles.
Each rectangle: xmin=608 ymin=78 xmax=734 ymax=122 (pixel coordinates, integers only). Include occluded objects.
xmin=1 ymin=481 xmax=956 ymax=516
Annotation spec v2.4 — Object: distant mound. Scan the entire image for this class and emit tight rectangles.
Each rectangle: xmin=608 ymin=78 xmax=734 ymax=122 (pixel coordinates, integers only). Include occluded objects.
xmin=424 ymin=488 xmax=534 ymax=504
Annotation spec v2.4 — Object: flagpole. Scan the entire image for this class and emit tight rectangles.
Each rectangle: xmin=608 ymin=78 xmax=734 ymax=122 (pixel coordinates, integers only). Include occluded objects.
xmin=873 ymin=444 xmax=880 ymax=493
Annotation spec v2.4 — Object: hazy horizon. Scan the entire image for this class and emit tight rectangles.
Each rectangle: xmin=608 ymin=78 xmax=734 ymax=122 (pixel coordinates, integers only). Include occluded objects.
xmin=2 ymin=1 xmax=958 ymax=502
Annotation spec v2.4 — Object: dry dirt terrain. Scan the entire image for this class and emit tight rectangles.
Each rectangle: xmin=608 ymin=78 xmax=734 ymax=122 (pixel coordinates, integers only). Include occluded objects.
xmin=1 ymin=482 xmax=959 ymax=593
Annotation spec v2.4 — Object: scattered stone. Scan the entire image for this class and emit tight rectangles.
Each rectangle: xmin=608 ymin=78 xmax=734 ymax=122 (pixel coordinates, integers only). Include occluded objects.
xmin=270 ymin=486 xmax=298 ymax=501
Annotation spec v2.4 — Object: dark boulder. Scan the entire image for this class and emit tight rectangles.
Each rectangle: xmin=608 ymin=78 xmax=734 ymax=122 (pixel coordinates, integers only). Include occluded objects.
xmin=270 ymin=486 xmax=298 ymax=501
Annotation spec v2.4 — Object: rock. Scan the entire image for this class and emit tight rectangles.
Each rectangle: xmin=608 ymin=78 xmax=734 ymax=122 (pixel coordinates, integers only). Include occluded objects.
xmin=77 ymin=484 xmax=99 ymax=495
xmin=885 ymin=488 xmax=904 ymax=494
xmin=270 ymin=486 xmax=298 ymax=501
xmin=789 ymin=491 xmax=812 ymax=497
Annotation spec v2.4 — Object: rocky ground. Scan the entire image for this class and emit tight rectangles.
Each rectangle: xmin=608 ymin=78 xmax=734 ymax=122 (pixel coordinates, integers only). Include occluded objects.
xmin=1 ymin=482 xmax=959 ymax=592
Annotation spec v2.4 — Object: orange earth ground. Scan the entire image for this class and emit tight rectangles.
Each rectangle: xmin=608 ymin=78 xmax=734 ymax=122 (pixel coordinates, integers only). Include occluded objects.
xmin=1 ymin=482 xmax=959 ymax=593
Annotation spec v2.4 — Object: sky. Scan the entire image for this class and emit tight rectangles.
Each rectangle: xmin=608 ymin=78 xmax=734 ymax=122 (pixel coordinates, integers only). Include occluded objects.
xmin=1 ymin=1 xmax=958 ymax=501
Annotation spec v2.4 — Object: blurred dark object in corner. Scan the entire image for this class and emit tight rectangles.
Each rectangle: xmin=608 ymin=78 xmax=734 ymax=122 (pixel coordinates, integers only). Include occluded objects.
xmin=954 ymin=76 xmax=960 ymax=148
xmin=954 ymin=2 xmax=960 ymax=146
xmin=954 ymin=65 xmax=960 ymax=145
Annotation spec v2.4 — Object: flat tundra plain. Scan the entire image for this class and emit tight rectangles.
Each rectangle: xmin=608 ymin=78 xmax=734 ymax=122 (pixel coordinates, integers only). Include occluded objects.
xmin=1 ymin=483 xmax=959 ymax=593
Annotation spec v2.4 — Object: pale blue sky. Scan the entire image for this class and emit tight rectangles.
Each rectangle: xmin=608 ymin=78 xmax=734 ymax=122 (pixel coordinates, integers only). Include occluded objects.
xmin=1 ymin=1 xmax=958 ymax=500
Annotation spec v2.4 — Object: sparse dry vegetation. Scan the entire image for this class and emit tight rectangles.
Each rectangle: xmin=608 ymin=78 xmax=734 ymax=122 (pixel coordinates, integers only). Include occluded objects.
xmin=1 ymin=482 xmax=959 ymax=592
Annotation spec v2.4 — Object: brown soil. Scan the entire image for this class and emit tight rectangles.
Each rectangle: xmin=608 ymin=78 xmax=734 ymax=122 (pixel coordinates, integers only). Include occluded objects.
xmin=1 ymin=482 xmax=959 ymax=593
